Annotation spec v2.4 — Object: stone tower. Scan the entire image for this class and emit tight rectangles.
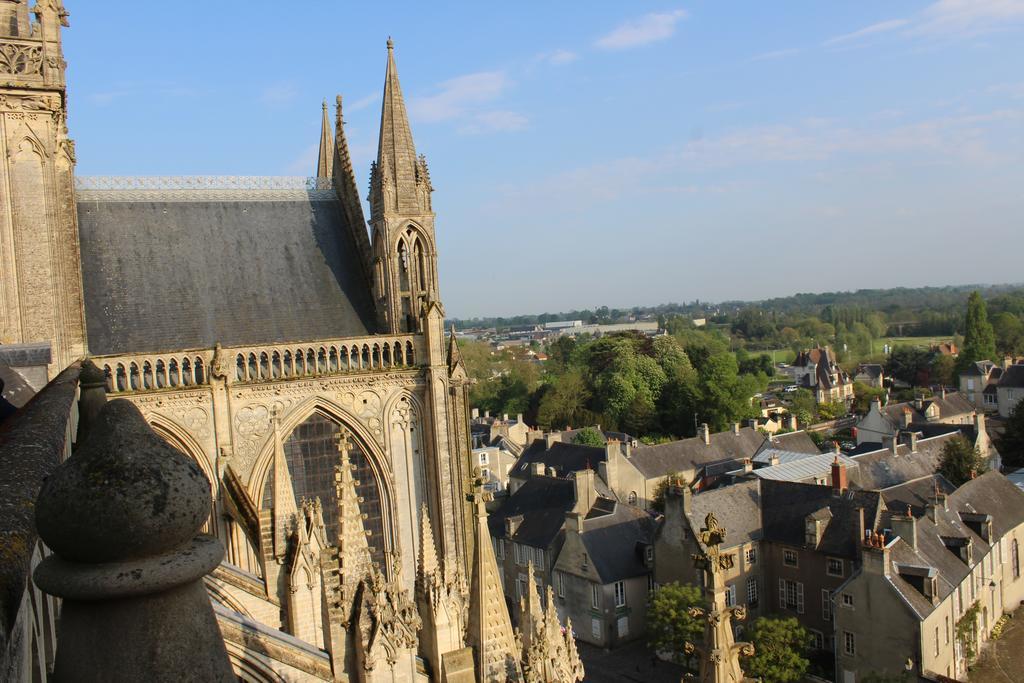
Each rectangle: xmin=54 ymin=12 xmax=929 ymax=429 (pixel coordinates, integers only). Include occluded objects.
xmin=0 ymin=0 xmax=86 ymax=376
xmin=368 ymin=38 xmax=438 ymax=335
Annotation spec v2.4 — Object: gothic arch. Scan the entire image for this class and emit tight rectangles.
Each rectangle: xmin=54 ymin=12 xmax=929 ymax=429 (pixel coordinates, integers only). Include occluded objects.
xmin=203 ymin=577 xmax=254 ymax=619
xmin=382 ymin=389 xmax=430 ymax=584
xmin=9 ymin=124 xmax=49 ymax=160
xmin=148 ymin=415 xmax=215 ymax=492
xmin=246 ymin=397 xmax=398 ymax=571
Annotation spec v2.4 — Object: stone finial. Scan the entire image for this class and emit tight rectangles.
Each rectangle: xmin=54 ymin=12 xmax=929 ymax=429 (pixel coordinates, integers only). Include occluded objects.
xmin=387 ymin=36 xmax=394 ymax=50
xmin=76 ymin=358 xmax=107 ymax=443
xmin=33 ymin=399 xmax=233 ymax=681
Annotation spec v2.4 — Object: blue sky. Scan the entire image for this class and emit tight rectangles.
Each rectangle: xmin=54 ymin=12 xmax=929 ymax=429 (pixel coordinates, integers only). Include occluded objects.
xmin=65 ymin=1 xmax=1024 ymax=318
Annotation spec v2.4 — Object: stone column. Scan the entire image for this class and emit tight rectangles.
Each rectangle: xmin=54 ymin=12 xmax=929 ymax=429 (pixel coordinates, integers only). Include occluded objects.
xmin=33 ymin=399 xmax=234 ymax=682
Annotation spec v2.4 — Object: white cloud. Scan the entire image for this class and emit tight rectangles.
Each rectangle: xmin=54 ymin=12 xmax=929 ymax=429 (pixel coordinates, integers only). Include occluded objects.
xmin=459 ymin=111 xmax=528 ymax=135
xmin=913 ymin=0 xmax=1024 ymax=37
xmin=752 ymin=47 xmax=802 ymax=61
xmin=823 ymin=18 xmax=909 ymax=46
xmin=260 ymin=82 xmax=299 ymax=107
xmin=410 ymin=71 xmax=509 ymax=123
xmin=595 ymin=9 xmax=688 ymax=50
xmin=346 ymin=92 xmax=380 ymax=112
xmin=543 ymin=49 xmax=579 ymax=65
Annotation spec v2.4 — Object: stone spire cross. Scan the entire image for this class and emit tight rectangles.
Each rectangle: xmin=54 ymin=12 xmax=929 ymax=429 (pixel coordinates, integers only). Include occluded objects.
xmin=684 ymin=513 xmax=755 ymax=683
xmin=32 ymin=399 xmax=234 ymax=681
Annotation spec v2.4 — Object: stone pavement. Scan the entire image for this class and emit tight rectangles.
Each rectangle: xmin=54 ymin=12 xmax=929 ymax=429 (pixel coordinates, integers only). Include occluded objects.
xmin=969 ymin=606 xmax=1024 ymax=683
xmin=578 ymin=640 xmax=685 ymax=683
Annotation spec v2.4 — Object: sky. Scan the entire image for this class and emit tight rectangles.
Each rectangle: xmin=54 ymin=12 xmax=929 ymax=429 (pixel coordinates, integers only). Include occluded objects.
xmin=64 ymin=1 xmax=1024 ymax=319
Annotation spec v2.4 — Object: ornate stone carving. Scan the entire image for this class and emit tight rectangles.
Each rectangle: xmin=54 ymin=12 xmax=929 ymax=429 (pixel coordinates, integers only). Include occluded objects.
xmin=354 ymin=390 xmax=381 ymax=419
xmin=0 ymin=43 xmax=43 ymax=76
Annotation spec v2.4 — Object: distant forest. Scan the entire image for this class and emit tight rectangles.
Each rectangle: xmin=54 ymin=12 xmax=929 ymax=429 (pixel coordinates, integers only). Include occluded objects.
xmin=448 ymin=283 xmax=1024 ymax=335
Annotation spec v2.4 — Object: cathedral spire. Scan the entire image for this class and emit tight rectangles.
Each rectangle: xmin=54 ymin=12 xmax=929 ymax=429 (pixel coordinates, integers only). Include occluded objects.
xmin=466 ymin=473 xmax=522 ymax=682
xmin=271 ymin=412 xmax=299 ymax=562
xmin=316 ymin=99 xmax=334 ymax=180
xmin=371 ymin=37 xmax=429 ymax=216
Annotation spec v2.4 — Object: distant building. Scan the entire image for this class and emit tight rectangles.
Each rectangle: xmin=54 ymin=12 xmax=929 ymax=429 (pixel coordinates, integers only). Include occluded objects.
xmin=788 ymin=347 xmax=855 ymax=405
xmin=855 ymin=393 xmax=976 ymax=446
xmin=960 ymin=360 xmax=1003 ymax=411
xmin=853 ymin=363 xmax=885 ymax=389
xmin=996 ymin=363 xmax=1024 ymax=418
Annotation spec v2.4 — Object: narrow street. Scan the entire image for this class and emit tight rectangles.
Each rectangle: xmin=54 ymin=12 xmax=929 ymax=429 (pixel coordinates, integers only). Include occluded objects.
xmin=578 ymin=641 xmax=685 ymax=683
xmin=967 ymin=607 xmax=1024 ymax=683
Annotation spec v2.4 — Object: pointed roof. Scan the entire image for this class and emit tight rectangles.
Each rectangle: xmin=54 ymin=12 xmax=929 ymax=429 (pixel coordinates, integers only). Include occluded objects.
xmin=448 ymin=325 xmax=468 ymax=379
xmin=466 ymin=477 xmax=522 ymax=682
xmin=374 ymin=38 xmax=423 ymax=214
xmin=271 ymin=413 xmax=299 ymax=560
xmin=316 ymin=99 xmax=334 ymax=179
xmin=417 ymin=503 xmax=440 ymax=580
xmin=334 ymin=428 xmax=375 ymax=611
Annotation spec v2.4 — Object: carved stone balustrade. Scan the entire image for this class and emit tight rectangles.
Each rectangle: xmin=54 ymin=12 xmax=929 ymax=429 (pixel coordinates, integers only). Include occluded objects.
xmin=97 ymin=334 xmax=424 ymax=395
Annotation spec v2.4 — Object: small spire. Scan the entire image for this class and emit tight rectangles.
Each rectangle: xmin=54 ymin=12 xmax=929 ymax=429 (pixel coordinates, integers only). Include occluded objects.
xmin=387 ymin=36 xmax=394 ymax=50
xmin=334 ymin=429 xmax=375 ymax=610
xmin=316 ymin=97 xmax=334 ymax=180
xmin=418 ymin=503 xmax=440 ymax=580
xmin=373 ymin=37 xmax=424 ymax=215
xmin=271 ymin=411 xmax=300 ymax=561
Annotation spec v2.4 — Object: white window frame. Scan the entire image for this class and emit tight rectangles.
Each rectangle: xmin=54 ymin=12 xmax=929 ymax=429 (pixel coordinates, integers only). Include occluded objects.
xmin=614 ymin=580 xmax=626 ymax=608
xmin=746 ymin=577 xmax=758 ymax=606
xmin=557 ymin=571 xmax=565 ymax=598
xmin=725 ymin=584 xmax=736 ymax=607
xmin=841 ymin=593 xmax=854 ymax=609
xmin=810 ymin=629 xmax=824 ymax=651
xmin=844 ymin=631 xmax=855 ymax=656
xmin=591 ymin=583 xmax=601 ymax=610
xmin=783 ymin=549 xmax=799 ymax=567
xmin=822 ymin=589 xmax=833 ymax=621
xmin=826 ymin=557 xmax=844 ymax=577
xmin=779 ymin=579 xmax=804 ymax=613
xmin=746 ymin=547 xmax=757 ymax=565
xmin=479 ymin=452 xmax=489 ymax=465
xmin=534 ymin=546 xmax=545 ymax=569
xmin=591 ymin=618 xmax=601 ymax=640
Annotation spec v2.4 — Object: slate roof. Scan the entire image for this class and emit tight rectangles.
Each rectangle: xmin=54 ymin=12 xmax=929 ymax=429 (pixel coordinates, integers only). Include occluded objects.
xmin=487 ymin=476 xmax=576 ymax=548
xmin=580 ymin=503 xmax=657 ymax=583
xmin=760 ymin=480 xmax=882 ymax=558
xmin=855 ymin=364 xmax=884 ymax=379
xmin=760 ymin=430 xmax=821 ymax=455
xmin=687 ymin=480 xmax=762 ymax=549
xmin=878 ymin=394 xmax=975 ymax=428
xmin=751 ymin=449 xmax=820 ymax=466
xmin=77 ymin=196 xmax=377 ymax=355
xmin=879 ymin=474 xmax=957 ymax=518
xmin=852 ymin=433 xmax=958 ymax=490
xmin=961 ymin=360 xmax=996 ymax=377
xmin=998 ymin=364 xmax=1024 ymax=389
xmin=626 ymin=427 xmax=765 ymax=479
xmin=511 ymin=440 xmax=607 ymax=480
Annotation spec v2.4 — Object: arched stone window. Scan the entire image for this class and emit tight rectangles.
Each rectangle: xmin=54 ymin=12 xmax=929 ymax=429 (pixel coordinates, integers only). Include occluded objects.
xmin=414 ymin=238 xmax=427 ymax=291
xmin=143 ymin=362 xmax=154 ymax=390
xmin=103 ymin=365 xmax=114 ymax=392
xmin=168 ymin=359 xmax=180 ymax=387
xmin=193 ymin=357 xmax=205 ymax=384
xmin=397 ymin=240 xmax=410 ymax=292
xmin=628 ymin=491 xmax=638 ymax=506
xmin=182 ymin=358 xmax=193 ymax=386
xmin=129 ymin=363 xmax=140 ymax=391
xmin=156 ymin=360 xmax=167 ymax=388
xmin=235 ymin=354 xmax=245 ymax=382
xmin=262 ymin=414 xmax=386 ymax=567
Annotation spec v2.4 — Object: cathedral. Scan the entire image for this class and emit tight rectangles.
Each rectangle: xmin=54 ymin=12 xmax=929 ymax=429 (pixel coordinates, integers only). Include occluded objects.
xmin=0 ymin=2 xmax=583 ymax=681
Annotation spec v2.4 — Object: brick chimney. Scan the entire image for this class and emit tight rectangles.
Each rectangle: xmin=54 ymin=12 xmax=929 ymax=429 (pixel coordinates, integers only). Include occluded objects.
xmin=699 ymin=423 xmax=710 ymax=445
xmin=545 ymin=431 xmax=562 ymax=448
xmin=769 ymin=454 xmax=780 ymax=467
xmin=743 ymin=458 xmax=753 ymax=474
xmin=831 ymin=456 xmax=848 ymax=493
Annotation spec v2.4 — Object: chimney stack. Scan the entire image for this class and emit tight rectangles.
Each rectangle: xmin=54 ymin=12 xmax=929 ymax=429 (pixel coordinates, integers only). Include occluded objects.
xmin=742 ymin=458 xmax=753 ymax=474
xmin=788 ymin=415 xmax=798 ymax=431
xmin=733 ymin=422 xmax=740 ymax=435
xmin=566 ymin=511 xmax=584 ymax=534
xmin=891 ymin=506 xmax=917 ymax=551
xmin=531 ymin=462 xmax=545 ymax=477
xmin=769 ymin=454 xmax=780 ymax=467
xmin=601 ymin=439 xmax=620 ymax=491
xmin=471 ymin=407 xmax=479 ymax=419
xmin=831 ymin=456 xmax=848 ymax=493
xmin=545 ymin=431 xmax=562 ymax=449
xmin=699 ymin=423 xmax=710 ymax=445
xmin=573 ymin=469 xmax=597 ymax=514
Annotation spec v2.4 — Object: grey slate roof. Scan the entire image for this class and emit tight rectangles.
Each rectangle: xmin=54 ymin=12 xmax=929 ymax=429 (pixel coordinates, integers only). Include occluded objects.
xmin=760 ymin=480 xmax=882 ymax=558
xmin=512 ymin=440 xmax=607 ymax=479
xmin=626 ymin=427 xmax=765 ymax=479
xmin=998 ymin=364 xmax=1024 ymax=389
xmin=752 ymin=449 xmax=819 ymax=466
xmin=487 ymin=476 xmax=576 ymax=548
xmin=755 ymin=430 xmax=821 ymax=458
xmin=879 ymin=474 xmax=957 ymax=518
xmin=687 ymin=480 xmax=762 ymax=549
xmin=747 ymin=453 xmax=858 ymax=482
xmin=852 ymin=433 xmax=957 ymax=490
xmin=580 ymin=503 xmax=657 ymax=583
xmin=77 ymin=196 xmax=377 ymax=355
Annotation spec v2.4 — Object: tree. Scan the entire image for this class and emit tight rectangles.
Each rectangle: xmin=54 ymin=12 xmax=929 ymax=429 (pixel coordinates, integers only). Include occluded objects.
xmin=741 ymin=616 xmax=811 ymax=683
xmin=937 ymin=435 xmax=988 ymax=487
xmin=646 ymin=582 xmax=703 ymax=667
xmin=853 ymin=382 xmax=887 ymax=414
xmin=572 ymin=427 xmax=605 ymax=447
xmin=957 ymin=291 xmax=997 ymax=375
xmin=650 ymin=474 xmax=686 ymax=513
xmin=930 ymin=353 xmax=956 ymax=388
xmin=996 ymin=403 xmax=1024 ymax=468
xmin=537 ymin=368 xmax=592 ymax=430
xmin=788 ymin=389 xmax=816 ymax=427
xmin=887 ymin=346 xmax=933 ymax=387
xmin=992 ymin=312 xmax=1024 ymax=357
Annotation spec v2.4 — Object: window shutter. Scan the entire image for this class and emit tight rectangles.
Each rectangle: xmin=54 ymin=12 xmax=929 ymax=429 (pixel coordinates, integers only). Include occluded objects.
xmin=797 ymin=582 xmax=805 ymax=614
xmin=779 ymin=579 xmax=786 ymax=609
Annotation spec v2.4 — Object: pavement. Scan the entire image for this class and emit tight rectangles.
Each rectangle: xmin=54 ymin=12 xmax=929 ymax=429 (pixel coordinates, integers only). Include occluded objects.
xmin=969 ymin=607 xmax=1024 ymax=683
xmin=577 ymin=640 xmax=685 ymax=683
